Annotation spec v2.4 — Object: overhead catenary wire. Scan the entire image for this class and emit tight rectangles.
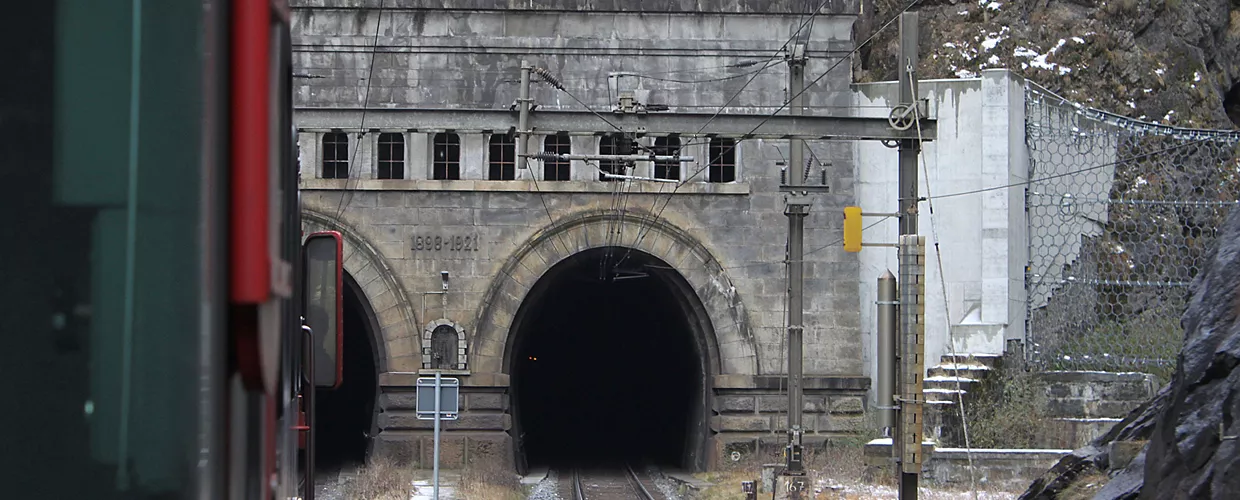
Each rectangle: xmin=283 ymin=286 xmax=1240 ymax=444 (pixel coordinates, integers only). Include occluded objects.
xmin=328 ymin=0 xmax=385 ymax=227
xmin=925 ymin=137 xmax=1215 ymax=201
xmin=911 ymin=80 xmax=978 ymax=499
xmin=610 ymin=0 xmax=925 ymax=276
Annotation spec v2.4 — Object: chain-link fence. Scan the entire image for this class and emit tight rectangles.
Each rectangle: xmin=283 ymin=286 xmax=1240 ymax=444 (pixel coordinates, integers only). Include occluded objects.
xmin=1024 ymin=83 xmax=1240 ymax=380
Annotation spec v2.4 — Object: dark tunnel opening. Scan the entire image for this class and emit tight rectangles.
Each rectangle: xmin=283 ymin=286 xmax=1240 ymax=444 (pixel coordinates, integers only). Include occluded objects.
xmin=511 ymin=247 xmax=707 ymax=470
xmin=314 ymin=274 xmax=380 ymax=474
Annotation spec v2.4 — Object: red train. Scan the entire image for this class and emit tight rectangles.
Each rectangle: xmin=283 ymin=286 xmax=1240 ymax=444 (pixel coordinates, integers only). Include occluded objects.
xmin=6 ymin=1 xmax=341 ymax=499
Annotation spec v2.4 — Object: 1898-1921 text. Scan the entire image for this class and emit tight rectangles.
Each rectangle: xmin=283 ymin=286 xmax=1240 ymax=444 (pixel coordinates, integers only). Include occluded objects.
xmin=413 ymin=234 xmax=481 ymax=252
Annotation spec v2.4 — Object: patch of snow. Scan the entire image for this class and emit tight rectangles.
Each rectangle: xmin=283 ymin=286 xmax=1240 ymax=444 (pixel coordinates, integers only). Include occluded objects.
xmin=988 ymin=54 xmax=1000 ymax=65
xmin=1057 ymin=417 xmax=1123 ymax=422
xmin=936 ymin=447 xmax=1074 ymax=454
xmin=923 ymin=388 xmax=966 ymax=394
xmin=1072 ymin=36 xmax=1086 ymax=44
xmin=924 ymin=375 xmax=980 ymax=383
xmin=1127 ymin=100 xmax=1136 ymax=108
xmin=955 ymin=68 xmax=978 ymax=78
xmin=1155 ymin=68 xmax=1165 ymax=76
xmin=1013 ymin=40 xmax=1071 ymax=75
xmin=936 ymin=363 xmax=992 ymax=370
xmin=980 ymin=26 xmax=1010 ymax=51
xmin=1194 ymin=71 xmax=1203 ymax=82
xmin=1164 ymin=109 xmax=1176 ymax=121
xmin=943 ymin=42 xmax=957 ymax=48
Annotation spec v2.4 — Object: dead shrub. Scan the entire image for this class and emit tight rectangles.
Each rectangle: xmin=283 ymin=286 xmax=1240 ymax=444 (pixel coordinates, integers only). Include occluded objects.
xmin=340 ymin=456 xmax=415 ymax=500
xmin=458 ymin=456 xmax=523 ymax=500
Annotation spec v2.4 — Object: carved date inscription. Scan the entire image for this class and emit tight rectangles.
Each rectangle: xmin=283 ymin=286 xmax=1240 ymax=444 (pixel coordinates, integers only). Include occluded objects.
xmin=413 ymin=234 xmax=481 ymax=252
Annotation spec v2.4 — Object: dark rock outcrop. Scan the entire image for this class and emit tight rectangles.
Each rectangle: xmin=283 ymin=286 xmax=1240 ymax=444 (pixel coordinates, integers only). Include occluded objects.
xmin=856 ymin=0 xmax=1240 ymax=130
xmin=1018 ymin=206 xmax=1240 ymax=498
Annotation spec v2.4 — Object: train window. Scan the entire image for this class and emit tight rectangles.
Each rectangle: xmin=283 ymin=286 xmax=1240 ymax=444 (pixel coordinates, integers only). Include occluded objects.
xmin=377 ymin=132 xmax=404 ymax=179
xmin=709 ymin=137 xmax=738 ymax=183
xmin=4 ymin=0 xmax=204 ymax=497
xmin=488 ymin=132 xmax=516 ymax=180
xmin=323 ymin=132 xmax=350 ymax=178
xmin=654 ymin=135 xmax=681 ymax=181
xmin=543 ymin=133 xmax=572 ymax=181
xmin=433 ymin=132 xmax=461 ymax=180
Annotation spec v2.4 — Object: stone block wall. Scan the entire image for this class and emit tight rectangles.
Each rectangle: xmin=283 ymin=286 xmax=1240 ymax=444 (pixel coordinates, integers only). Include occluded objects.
xmin=713 ymin=377 xmax=870 ymax=468
xmin=291 ymin=0 xmax=875 ymax=471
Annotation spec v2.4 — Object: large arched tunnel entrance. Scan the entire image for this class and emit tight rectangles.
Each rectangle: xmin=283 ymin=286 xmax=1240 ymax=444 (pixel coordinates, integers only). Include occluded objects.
xmin=314 ymin=272 xmax=381 ymax=474
xmin=508 ymin=247 xmax=714 ymax=471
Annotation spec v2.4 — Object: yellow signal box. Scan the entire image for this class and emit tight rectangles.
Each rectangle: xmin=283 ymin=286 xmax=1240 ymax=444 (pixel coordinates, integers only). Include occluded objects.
xmin=843 ymin=206 xmax=862 ymax=252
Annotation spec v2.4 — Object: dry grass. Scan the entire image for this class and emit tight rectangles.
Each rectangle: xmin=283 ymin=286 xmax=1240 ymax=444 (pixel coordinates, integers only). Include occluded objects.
xmin=695 ymin=470 xmax=760 ymax=500
xmin=457 ymin=457 xmax=524 ymax=500
xmin=1058 ymin=472 xmax=1110 ymax=500
xmin=339 ymin=456 xmax=416 ymax=500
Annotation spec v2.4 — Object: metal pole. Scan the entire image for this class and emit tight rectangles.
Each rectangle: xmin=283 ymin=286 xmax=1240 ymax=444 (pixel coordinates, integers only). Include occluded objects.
xmin=877 ymin=271 xmax=897 ymax=434
xmin=433 ymin=371 xmax=442 ymax=499
xmin=517 ymin=60 xmax=532 ymax=169
xmin=896 ymin=12 xmax=921 ymax=500
xmin=783 ymin=41 xmax=809 ymax=477
xmin=897 ymin=13 xmax=920 ymax=237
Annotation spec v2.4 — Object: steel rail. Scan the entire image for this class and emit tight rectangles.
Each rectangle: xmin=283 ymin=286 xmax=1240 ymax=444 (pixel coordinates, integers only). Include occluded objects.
xmin=572 ymin=468 xmax=585 ymax=500
xmin=625 ymin=463 xmax=657 ymax=500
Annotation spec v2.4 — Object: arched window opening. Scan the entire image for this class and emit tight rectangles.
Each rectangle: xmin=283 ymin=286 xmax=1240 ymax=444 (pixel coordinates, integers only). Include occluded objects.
xmin=489 ymin=132 xmax=516 ymax=180
xmin=543 ymin=133 xmax=571 ymax=181
xmin=433 ymin=132 xmax=461 ymax=180
xmin=323 ymin=132 xmax=349 ymax=179
xmin=708 ymin=137 xmax=737 ymax=183
xmin=377 ymin=132 xmax=404 ymax=179
xmin=430 ymin=325 xmax=461 ymax=370
xmin=653 ymin=136 xmax=681 ymax=181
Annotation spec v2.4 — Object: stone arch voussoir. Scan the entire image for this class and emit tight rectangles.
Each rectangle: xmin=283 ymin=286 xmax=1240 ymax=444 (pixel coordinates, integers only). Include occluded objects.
xmin=302 ymin=208 xmax=420 ymax=372
xmin=472 ymin=208 xmax=758 ymax=375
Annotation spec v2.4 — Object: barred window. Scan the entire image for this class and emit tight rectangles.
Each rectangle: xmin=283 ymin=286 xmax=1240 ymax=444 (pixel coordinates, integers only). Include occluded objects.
xmin=598 ymin=134 xmax=624 ymax=181
xmin=377 ymin=132 xmax=404 ymax=179
xmin=708 ymin=137 xmax=737 ymax=183
xmin=322 ymin=132 xmax=349 ymax=179
xmin=432 ymin=132 xmax=460 ymax=180
xmin=543 ymin=133 xmax=571 ymax=181
xmin=653 ymin=136 xmax=681 ymax=181
xmin=488 ymin=133 xmax=516 ymax=180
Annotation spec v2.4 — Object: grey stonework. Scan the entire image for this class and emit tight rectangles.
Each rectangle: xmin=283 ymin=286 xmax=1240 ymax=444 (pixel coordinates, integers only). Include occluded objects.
xmin=293 ymin=0 xmax=868 ymax=470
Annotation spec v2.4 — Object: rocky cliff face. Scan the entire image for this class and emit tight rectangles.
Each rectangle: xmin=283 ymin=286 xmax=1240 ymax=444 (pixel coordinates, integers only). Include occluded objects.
xmin=855 ymin=0 xmax=1240 ymax=128
xmin=1017 ymin=201 xmax=1240 ymax=498
xmin=850 ymin=1 xmax=1240 ymax=496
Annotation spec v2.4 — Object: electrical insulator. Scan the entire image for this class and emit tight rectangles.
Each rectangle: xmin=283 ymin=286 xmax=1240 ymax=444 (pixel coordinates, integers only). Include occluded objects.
xmin=821 ymin=169 xmax=828 ymax=186
xmin=780 ymin=167 xmax=787 ymax=185
xmin=843 ymin=206 xmax=863 ymax=253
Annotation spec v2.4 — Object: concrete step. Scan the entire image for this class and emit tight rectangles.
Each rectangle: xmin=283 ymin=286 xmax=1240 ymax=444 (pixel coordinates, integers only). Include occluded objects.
xmin=922 ymin=374 xmax=981 ymax=393
xmin=923 ymin=387 xmax=967 ymax=403
xmin=926 ymin=361 xmax=994 ymax=380
xmin=938 ymin=353 xmax=1002 ymax=369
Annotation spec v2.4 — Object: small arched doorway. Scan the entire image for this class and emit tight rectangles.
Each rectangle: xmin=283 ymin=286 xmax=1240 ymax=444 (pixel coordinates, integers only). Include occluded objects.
xmin=314 ymin=271 xmax=382 ymax=474
xmin=505 ymin=247 xmax=716 ymax=471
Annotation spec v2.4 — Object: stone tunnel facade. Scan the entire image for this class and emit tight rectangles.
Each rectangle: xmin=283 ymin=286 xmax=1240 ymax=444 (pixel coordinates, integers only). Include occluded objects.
xmin=293 ymin=0 xmax=871 ymax=470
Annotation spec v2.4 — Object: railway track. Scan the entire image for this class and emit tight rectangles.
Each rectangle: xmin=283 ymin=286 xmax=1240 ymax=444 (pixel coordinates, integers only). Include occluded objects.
xmin=565 ymin=464 xmax=666 ymax=500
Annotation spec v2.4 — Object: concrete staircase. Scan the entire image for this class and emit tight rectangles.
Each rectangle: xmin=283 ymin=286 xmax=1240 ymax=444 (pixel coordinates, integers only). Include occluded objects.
xmin=922 ymin=353 xmax=1001 ymax=447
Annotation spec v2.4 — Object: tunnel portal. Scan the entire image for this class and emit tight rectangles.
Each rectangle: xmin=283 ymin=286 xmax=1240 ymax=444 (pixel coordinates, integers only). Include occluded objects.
xmin=510 ymin=247 xmax=711 ymax=470
xmin=314 ymin=272 xmax=380 ymax=474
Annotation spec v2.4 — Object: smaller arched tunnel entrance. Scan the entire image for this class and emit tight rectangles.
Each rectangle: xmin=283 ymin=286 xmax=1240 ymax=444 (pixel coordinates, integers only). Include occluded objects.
xmin=314 ymin=272 xmax=381 ymax=474
xmin=508 ymin=247 xmax=714 ymax=470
